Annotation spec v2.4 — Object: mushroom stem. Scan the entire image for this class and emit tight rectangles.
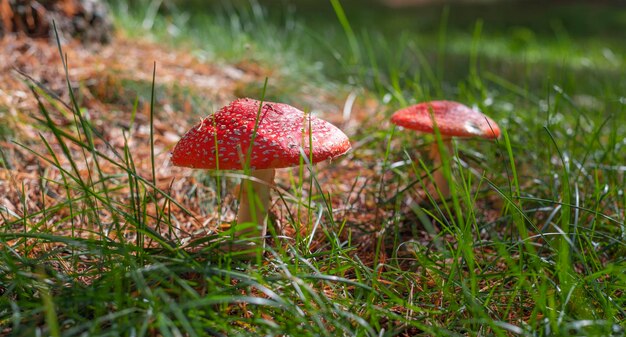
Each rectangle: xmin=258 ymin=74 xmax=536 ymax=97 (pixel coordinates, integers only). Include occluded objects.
xmin=428 ymin=137 xmax=454 ymax=200
xmin=234 ymin=168 xmax=275 ymax=248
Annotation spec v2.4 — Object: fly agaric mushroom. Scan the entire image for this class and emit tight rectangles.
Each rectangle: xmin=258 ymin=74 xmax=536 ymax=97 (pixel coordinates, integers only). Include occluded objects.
xmin=391 ymin=100 xmax=500 ymax=199
xmin=171 ymin=98 xmax=351 ymax=252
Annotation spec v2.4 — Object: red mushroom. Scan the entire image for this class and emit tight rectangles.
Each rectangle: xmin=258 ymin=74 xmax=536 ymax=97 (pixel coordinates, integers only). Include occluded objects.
xmin=391 ymin=100 xmax=500 ymax=199
xmin=171 ymin=98 xmax=351 ymax=252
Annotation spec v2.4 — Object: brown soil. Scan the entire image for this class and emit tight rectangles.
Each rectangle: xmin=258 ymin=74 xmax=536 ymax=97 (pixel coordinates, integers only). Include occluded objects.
xmin=0 ymin=32 xmax=399 ymax=265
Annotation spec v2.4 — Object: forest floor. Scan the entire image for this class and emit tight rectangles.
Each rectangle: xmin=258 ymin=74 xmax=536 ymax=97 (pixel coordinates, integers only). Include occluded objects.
xmin=0 ymin=32 xmax=402 ymax=266
xmin=1 ymin=4 xmax=624 ymax=333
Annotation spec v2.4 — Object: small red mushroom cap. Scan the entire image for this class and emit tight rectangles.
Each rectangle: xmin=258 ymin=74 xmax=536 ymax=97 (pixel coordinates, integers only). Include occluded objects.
xmin=390 ymin=100 xmax=500 ymax=139
xmin=171 ymin=98 xmax=351 ymax=170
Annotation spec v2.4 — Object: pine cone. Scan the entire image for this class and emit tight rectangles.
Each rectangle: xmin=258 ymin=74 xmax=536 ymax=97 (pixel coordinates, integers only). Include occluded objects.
xmin=0 ymin=0 xmax=113 ymax=44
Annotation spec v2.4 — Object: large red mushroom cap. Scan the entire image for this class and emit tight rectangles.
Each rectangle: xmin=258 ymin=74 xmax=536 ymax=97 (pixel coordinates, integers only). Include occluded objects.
xmin=390 ymin=100 xmax=500 ymax=139
xmin=171 ymin=98 xmax=351 ymax=170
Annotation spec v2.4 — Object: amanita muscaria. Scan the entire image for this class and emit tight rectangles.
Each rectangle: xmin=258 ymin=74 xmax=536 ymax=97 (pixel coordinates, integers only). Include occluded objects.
xmin=391 ymin=100 xmax=500 ymax=199
xmin=171 ymin=98 xmax=351 ymax=252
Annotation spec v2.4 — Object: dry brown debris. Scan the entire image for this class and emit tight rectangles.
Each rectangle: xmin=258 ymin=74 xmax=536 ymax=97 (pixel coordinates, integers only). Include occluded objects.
xmin=0 ymin=33 xmax=390 ymax=260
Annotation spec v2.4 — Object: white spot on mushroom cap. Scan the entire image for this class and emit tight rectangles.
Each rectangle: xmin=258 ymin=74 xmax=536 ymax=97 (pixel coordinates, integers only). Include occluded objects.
xmin=464 ymin=120 xmax=482 ymax=136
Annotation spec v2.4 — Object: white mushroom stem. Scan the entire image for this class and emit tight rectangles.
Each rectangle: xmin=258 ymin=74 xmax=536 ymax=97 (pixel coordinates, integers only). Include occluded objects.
xmin=429 ymin=137 xmax=454 ymax=200
xmin=234 ymin=168 xmax=275 ymax=247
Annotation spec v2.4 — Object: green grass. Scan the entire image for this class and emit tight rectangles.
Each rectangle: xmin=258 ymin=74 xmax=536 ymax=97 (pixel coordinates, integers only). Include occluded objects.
xmin=1 ymin=1 xmax=625 ymax=336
